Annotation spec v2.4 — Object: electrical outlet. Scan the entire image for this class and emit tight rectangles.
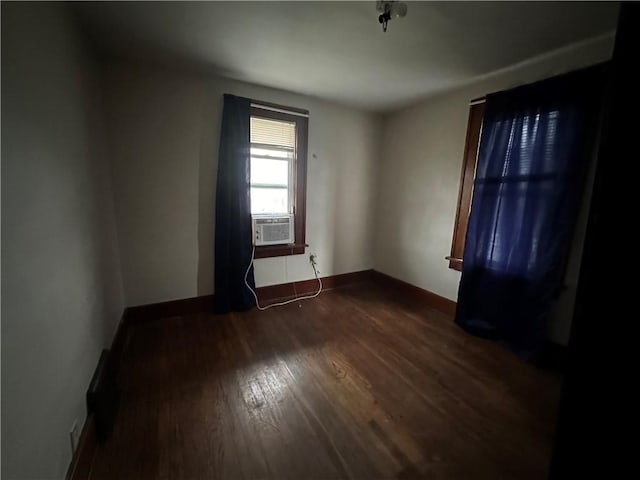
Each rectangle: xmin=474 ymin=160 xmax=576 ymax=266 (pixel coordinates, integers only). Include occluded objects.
xmin=69 ymin=419 xmax=80 ymax=454
xmin=309 ymin=253 xmax=317 ymax=265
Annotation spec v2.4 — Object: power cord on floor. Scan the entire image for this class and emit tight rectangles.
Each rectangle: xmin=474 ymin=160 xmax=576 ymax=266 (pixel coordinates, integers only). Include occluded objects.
xmin=244 ymin=244 xmax=323 ymax=310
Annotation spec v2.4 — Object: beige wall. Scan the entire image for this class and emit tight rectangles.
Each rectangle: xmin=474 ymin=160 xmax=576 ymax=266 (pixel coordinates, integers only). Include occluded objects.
xmin=374 ymin=35 xmax=614 ymax=345
xmin=1 ymin=3 xmax=124 ymax=479
xmin=104 ymin=61 xmax=381 ymax=307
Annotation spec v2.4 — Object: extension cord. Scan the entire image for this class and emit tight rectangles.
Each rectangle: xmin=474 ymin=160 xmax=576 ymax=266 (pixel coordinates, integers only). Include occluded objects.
xmin=244 ymin=245 xmax=322 ymax=310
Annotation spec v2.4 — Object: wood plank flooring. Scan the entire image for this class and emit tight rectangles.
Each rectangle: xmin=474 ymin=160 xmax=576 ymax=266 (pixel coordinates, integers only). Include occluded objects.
xmin=90 ymin=282 xmax=562 ymax=480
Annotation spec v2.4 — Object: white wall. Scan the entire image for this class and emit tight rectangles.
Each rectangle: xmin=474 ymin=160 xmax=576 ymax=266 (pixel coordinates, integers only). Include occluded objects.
xmin=374 ymin=35 xmax=614 ymax=345
xmin=104 ymin=61 xmax=381 ymax=307
xmin=1 ymin=3 xmax=124 ymax=479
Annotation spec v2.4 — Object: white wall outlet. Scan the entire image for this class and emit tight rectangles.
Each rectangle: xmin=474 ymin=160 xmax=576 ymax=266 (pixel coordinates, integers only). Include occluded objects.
xmin=69 ymin=419 xmax=81 ymax=454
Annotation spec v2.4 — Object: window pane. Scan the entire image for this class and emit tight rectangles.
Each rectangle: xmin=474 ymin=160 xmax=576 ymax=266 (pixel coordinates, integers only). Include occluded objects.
xmin=251 ymin=187 xmax=288 ymax=214
xmin=251 ymin=147 xmax=290 ymax=159
xmin=251 ymin=157 xmax=289 ymax=187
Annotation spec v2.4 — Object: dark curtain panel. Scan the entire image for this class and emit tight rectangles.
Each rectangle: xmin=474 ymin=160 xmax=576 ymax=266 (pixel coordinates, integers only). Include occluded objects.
xmin=455 ymin=66 xmax=606 ymax=361
xmin=551 ymin=5 xmax=638 ymax=477
xmin=214 ymin=94 xmax=256 ymax=314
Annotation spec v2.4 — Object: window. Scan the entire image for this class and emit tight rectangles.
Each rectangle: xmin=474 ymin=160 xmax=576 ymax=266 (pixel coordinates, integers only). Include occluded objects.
xmin=250 ymin=101 xmax=309 ymax=258
xmin=448 ymin=100 xmax=485 ymax=271
xmin=250 ymin=117 xmax=294 ymax=215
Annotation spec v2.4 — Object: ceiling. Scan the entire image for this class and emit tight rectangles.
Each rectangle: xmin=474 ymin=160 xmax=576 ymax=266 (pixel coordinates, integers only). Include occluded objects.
xmin=75 ymin=1 xmax=619 ymax=112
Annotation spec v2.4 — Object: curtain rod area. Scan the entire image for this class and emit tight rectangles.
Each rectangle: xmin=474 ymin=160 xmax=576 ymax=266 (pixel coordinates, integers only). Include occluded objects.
xmin=250 ymin=102 xmax=310 ymax=118
xmin=469 ymin=97 xmax=486 ymax=106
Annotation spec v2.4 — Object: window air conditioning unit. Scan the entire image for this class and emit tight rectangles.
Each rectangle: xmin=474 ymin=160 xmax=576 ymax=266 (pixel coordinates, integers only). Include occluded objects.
xmin=252 ymin=214 xmax=294 ymax=246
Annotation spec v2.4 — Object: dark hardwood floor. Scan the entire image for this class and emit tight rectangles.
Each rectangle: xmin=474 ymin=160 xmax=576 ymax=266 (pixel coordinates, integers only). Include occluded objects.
xmin=90 ymin=282 xmax=562 ymax=480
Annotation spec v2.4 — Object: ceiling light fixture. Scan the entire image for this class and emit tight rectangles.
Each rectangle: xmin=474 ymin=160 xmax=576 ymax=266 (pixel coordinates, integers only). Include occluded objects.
xmin=376 ymin=1 xmax=408 ymax=33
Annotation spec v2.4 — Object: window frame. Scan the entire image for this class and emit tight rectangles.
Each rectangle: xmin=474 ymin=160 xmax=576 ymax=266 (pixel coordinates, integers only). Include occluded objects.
xmin=250 ymin=101 xmax=309 ymax=259
xmin=448 ymin=100 xmax=485 ymax=271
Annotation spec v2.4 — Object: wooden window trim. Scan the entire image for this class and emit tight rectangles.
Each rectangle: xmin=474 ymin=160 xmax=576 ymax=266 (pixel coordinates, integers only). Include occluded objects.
xmin=250 ymin=103 xmax=309 ymax=259
xmin=448 ymin=101 xmax=485 ymax=271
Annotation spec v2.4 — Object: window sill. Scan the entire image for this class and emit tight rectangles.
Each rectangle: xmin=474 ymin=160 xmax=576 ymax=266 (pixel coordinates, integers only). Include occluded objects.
xmin=445 ymin=256 xmax=463 ymax=272
xmin=255 ymin=244 xmax=306 ymax=259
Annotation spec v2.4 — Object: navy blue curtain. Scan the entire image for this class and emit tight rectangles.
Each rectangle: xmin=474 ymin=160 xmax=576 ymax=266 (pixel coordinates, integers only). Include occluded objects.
xmin=455 ymin=66 xmax=606 ymax=361
xmin=214 ymin=94 xmax=256 ymax=314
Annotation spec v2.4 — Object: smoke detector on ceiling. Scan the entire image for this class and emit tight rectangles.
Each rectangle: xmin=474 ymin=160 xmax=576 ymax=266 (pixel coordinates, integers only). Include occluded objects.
xmin=376 ymin=1 xmax=408 ymax=33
